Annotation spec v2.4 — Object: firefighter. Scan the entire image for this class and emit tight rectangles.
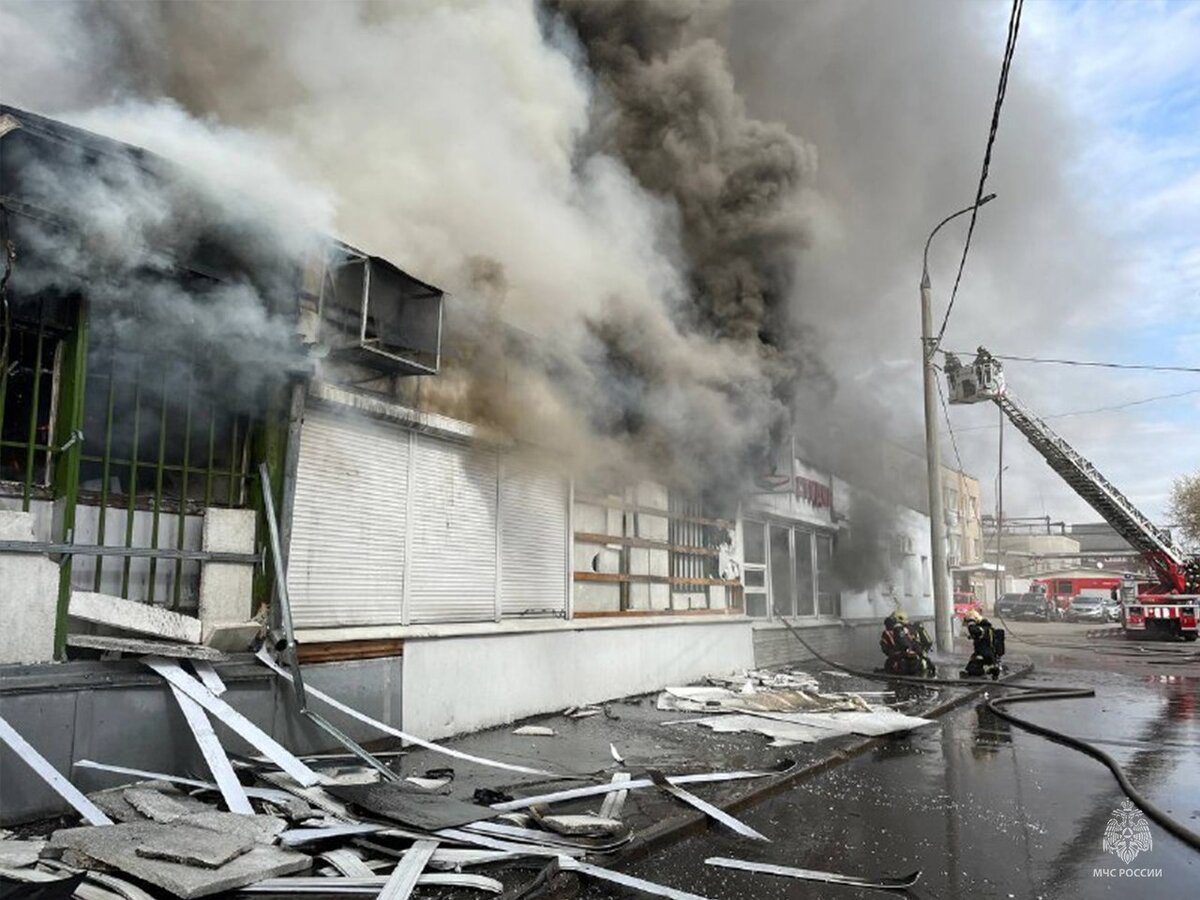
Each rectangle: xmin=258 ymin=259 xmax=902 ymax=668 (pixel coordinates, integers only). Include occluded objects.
xmin=879 ymin=610 xmax=935 ymax=676
xmin=961 ymin=609 xmax=1004 ymax=679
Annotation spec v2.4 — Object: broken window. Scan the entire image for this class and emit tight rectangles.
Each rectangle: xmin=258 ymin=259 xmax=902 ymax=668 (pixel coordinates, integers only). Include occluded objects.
xmin=794 ymin=528 xmax=815 ymax=616
xmin=769 ymin=525 xmax=793 ymax=616
xmin=816 ymin=533 xmax=838 ymax=615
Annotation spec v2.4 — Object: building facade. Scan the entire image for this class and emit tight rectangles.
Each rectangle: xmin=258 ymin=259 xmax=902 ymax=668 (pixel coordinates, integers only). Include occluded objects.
xmin=0 ymin=107 xmax=932 ymax=822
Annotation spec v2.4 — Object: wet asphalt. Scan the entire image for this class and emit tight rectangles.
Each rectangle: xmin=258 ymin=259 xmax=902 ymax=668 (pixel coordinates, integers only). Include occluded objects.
xmin=571 ymin=629 xmax=1200 ymax=900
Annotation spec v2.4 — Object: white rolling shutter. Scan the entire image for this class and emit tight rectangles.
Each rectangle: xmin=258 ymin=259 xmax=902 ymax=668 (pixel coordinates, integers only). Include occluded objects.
xmin=407 ymin=435 xmax=498 ymax=623
xmin=287 ymin=406 xmax=408 ymax=628
xmin=500 ymin=459 xmax=567 ymax=617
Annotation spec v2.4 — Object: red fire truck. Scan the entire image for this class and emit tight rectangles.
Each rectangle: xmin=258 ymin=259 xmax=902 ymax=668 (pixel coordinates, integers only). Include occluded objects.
xmin=946 ymin=349 xmax=1199 ymax=640
xmin=1032 ymin=575 xmax=1122 ymax=615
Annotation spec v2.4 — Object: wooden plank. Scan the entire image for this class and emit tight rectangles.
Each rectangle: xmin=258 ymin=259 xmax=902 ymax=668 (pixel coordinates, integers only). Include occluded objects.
xmin=573 ymin=609 xmax=742 ymax=620
xmin=378 ymin=839 xmax=438 ymax=900
xmin=574 ymin=532 xmax=719 ymax=557
xmin=69 ymin=592 xmax=202 ymax=643
xmin=143 ymin=657 xmax=321 ymax=787
xmin=574 ymin=494 xmax=734 ymax=529
xmin=297 ymin=639 xmax=404 ymax=665
xmin=0 ymin=714 xmax=112 ymax=826
xmin=189 ymin=660 xmax=227 ymax=696
xmin=168 ymin=685 xmax=254 ymax=814
xmin=66 ymin=634 xmax=224 ymax=660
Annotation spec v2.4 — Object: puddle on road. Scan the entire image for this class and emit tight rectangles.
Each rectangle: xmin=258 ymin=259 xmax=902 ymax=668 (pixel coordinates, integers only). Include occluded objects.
xmin=579 ymin=670 xmax=1200 ymax=900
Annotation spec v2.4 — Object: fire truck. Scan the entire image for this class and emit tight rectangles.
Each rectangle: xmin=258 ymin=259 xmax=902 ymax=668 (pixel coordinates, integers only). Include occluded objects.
xmin=945 ymin=348 xmax=1199 ymax=640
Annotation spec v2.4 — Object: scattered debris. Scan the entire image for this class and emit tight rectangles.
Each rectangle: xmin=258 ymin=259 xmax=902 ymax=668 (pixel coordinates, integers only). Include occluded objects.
xmin=609 ymin=743 xmax=625 ymax=764
xmin=562 ymin=706 xmax=603 ymax=719
xmin=512 ymin=726 xmax=556 ymax=737
xmin=0 ymin=839 xmax=46 ymax=868
xmin=326 ymin=783 xmax=496 ymax=831
xmin=51 ymin=822 xmax=310 ymax=898
xmin=647 ymin=771 xmax=768 ymax=842
xmin=598 ymin=772 xmax=632 ymax=820
xmin=122 ymin=787 xmax=214 ymax=823
xmin=705 ymin=856 xmax=922 ymax=891
xmin=558 ymin=856 xmax=714 ymax=900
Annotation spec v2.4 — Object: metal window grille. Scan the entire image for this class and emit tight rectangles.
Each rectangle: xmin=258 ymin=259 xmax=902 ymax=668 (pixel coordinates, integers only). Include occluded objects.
xmin=0 ymin=322 xmax=59 ymax=508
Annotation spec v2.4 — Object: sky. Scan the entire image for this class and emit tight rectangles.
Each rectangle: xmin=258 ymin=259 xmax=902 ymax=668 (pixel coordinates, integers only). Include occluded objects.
xmin=961 ymin=0 xmax=1200 ymax=526
xmin=728 ymin=0 xmax=1199 ymax=530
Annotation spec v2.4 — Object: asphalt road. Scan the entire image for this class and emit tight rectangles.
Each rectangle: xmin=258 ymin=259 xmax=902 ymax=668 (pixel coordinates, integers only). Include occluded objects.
xmin=576 ymin=621 xmax=1200 ymax=900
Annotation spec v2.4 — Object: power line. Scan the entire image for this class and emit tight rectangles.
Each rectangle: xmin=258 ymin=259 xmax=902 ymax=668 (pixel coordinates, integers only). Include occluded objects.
xmin=936 ymin=375 xmax=967 ymax=474
xmin=944 ymin=351 xmax=1200 ymax=375
xmin=934 ymin=0 xmax=1024 ymax=351
xmin=952 ymin=387 xmax=1200 ymax=431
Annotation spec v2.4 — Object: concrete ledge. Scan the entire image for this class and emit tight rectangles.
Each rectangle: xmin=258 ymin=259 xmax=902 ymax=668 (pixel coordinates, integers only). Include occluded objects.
xmin=297 ymin=612 xmax=751 ymax=644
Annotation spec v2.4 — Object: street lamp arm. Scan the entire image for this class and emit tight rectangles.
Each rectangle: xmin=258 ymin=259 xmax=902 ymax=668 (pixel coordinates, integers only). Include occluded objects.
xmin=922 ymin=193 xmax=997 ymax=286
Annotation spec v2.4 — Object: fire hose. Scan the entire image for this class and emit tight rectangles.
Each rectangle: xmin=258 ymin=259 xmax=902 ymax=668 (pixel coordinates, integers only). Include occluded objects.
xmin=775 ymin=616 xmax=1200 ymax=854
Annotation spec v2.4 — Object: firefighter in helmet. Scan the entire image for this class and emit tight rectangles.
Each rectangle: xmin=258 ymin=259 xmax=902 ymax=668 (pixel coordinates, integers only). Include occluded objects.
xmin=879 ymin=610 xmax=936 ymax=676
xmin=961 ymin=608 xmax=1004 ymax=680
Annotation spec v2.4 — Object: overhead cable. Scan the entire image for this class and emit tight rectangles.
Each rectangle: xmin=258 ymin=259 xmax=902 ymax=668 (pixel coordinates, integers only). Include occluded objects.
xmin=933 ymin=0 xmax=1025 ymax=351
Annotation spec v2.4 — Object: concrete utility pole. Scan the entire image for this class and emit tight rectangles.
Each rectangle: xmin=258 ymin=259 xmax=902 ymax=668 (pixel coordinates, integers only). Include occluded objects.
xmin=921 ymin=194 xmax=996 ymax=653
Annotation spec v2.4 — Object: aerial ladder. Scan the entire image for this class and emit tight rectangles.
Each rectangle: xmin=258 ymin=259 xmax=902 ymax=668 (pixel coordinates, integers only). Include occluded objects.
xmin=945 ymin=348 xmax=1199 ymax=640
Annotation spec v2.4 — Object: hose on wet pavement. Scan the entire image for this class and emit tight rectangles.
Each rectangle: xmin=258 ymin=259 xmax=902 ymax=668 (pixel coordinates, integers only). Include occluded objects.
xmin=986 ymin=689 xmax=1200 ymax=853
xmin=776 ymin=616 xmax=1200 ymax=854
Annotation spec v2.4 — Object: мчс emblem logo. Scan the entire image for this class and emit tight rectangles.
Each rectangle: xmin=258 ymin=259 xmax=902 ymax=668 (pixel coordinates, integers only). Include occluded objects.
xmin=1103 ymin=800 xmax=1152 ymax=864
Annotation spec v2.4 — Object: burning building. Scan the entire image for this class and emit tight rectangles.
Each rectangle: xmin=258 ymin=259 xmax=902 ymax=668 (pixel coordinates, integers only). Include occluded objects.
xmin=0 ymin=74 xmax=933 ymax=823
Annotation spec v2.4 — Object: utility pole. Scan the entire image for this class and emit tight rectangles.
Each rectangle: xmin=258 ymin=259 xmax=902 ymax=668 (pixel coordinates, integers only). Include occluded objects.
xmin=921 ymin=194 xmax=996 ymax=653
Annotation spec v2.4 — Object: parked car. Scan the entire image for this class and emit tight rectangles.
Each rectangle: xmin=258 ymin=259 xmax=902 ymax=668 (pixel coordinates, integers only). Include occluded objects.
xmin=1102 ymin=597 xmax=1122 ymax=622
xmin=1066 ymin=595 xmax=1108 ymax=623
xmin=954 ymin=592 xmax=982 ymax=619
xmin=995 ymin=592 xmax=1053 ymax=620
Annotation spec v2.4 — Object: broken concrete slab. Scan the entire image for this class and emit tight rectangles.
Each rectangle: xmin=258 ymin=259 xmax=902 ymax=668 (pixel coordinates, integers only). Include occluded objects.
xmin=51 ymin=822 xmax=311 ymax=899
xmin=123 ymin=788 xmax=214 ymax=823
xmin=536 ymin=814 xmax=625 ymax=838
xmin=326 ymin=783 xmax=495 ymax=831
xmin=65 ymin=635 xmax=225 ymax=660
xmin=69 ymin=592 xmax=203 ymax=643
xmin=134 ymin=824 xmax=254 ymax=868
xmin=200 ymin=621 xmax=260 ymax=652
xmin=178 ymin=812 xmax=287 ymax=845
xmin=0 ymin=838 xmax=46 ymax=867
xmin=86 ymin=790 xmax=147 ymax=824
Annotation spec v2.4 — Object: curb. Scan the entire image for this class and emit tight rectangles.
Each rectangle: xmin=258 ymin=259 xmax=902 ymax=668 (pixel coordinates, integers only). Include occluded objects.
xmin=596 ymin=664 xmax=1034 ymax=869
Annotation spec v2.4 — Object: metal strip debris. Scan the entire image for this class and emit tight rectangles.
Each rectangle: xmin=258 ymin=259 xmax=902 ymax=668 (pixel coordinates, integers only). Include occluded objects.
xmin=73 ymin=761 xmax=296 ymax=803
xmin=378 ymin=839 xmax=438 ymax=900
xmin=319 ymin=849 xmax=375 ymax=877
xmin=489 ymin=770 xmax=770 ymax=812
xmin=168 ymin=686 xmax=254 ymax=815
xmin=557 ymin=857 xmax=715 ymax=900
xmin=188 ymin=660 xmax=227 ymax=696
xmin=144 ymin=657 xmax=322 ymax=787
xmin=0 ymin=714 xmax=113 ymax=826
xmin=256 ymin=648 xmax=557 ymax=777
xmin=598 ymin=772 xmax=631 ymax=819
xmin=241 ymin=873 xmax=504 ymax=894
xmin=705 ymin=857 xmax=922 ymax=891
xmin=647 ymin=771 xmax=768 ymax=842
xmin=278 ymin=825 xmax=387 ymax=848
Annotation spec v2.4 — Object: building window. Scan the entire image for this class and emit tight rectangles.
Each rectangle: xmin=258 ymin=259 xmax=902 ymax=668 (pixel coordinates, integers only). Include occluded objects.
xmin=742 ymin=519 xmax=767 ymax=617
xmin=743 ymin=518 xmax=836 ymax=620
xmin=816 ymin=533 xmax=838 ymax=616
xmin=668 ymin=495 xmax=719 ymax=596
xmin=769 ymin=524 xmax=794 ymax=617
xmin=794 ymin=527 xmax=815 ymax=616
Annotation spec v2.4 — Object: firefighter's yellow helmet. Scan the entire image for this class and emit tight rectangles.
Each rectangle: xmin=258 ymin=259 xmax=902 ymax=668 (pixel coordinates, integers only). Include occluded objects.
xmin=892 ymin=609 xmax=908 ymax=623
xmin=965 ymin=608 xmax=983 ymax=623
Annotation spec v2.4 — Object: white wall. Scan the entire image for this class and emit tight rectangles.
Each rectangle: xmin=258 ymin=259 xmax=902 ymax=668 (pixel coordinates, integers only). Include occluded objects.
xmin=401 ymin=620 xmax=754 ymax=739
